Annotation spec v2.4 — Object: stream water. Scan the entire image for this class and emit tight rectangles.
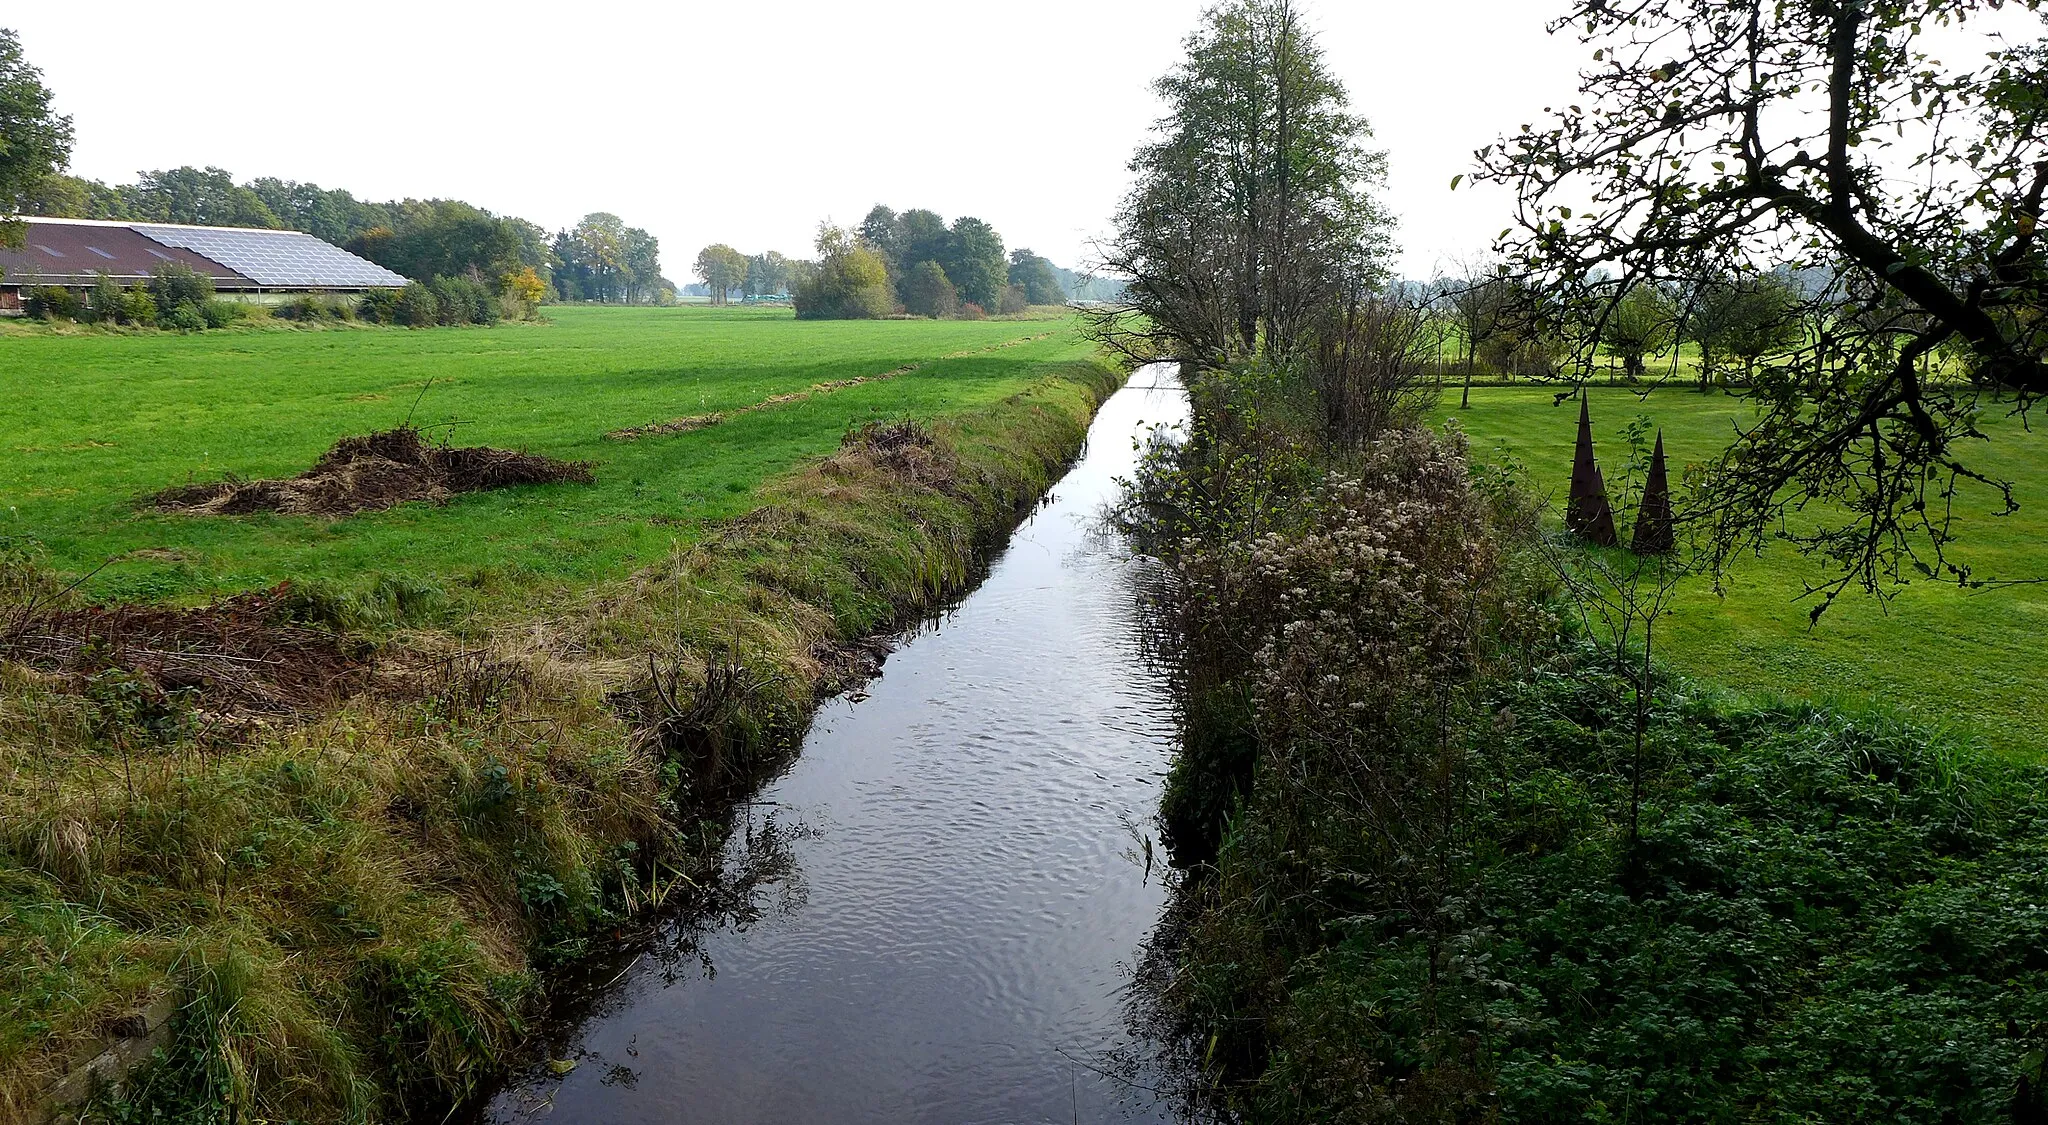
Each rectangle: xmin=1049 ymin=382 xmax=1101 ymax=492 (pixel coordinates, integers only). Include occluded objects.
xmin=482 ymin=365 xmax=1189 ymax=1124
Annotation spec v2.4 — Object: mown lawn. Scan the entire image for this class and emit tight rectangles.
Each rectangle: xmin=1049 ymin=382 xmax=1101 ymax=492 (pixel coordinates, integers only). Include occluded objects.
xmin=1444 ymin=385 xmax=2048 ymax=758
xmin=0 ymin=306 xmax=1096 ymax=606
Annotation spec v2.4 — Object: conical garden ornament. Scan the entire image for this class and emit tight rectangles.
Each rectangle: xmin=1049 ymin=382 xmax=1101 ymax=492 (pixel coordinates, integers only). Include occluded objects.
xmin=1566 ymin=395 xmax=1620 ymax=547
xmin=1631 ymin=429 xmax=1676 ymax=555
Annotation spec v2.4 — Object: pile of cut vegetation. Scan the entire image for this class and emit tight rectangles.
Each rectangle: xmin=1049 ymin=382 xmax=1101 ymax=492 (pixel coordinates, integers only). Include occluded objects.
xmin=2 ymin=584 xmax=365 ymax=713
xmin=826 ymin=419 xmax=961 ymax=492
xmin=152 ymin=426 xmax=594 ymax=517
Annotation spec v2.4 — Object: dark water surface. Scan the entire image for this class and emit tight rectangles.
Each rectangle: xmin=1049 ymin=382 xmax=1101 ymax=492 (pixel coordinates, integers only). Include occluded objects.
xmin=484 ymin=366 xmax=1188 ymax=1124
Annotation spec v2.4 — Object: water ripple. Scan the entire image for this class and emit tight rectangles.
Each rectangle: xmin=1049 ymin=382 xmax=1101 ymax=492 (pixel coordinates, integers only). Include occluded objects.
xmin=484 ymin=367 xmax=1189 ymax=1125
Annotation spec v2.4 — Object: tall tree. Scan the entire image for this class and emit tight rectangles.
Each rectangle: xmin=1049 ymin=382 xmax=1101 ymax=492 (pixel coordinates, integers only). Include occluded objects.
xmin=1098 ymin=0 xmax=1391 ymax=364
xmin=942 ymin=216 xmax=1006 ymax=309
xmin=364 ymin=199 xmax=527 ymax=284
xmin=243 ymin=178 xmax=395 ymax=246
xmin=1442 ymin=257 xmax=1514 ymax=407
xmin=900 ymin=260 xmax=959 ymax=318
xmin=572 ymin=213 xmax=628 ymax=302
xmin=694 ymin=244 xmax=747 ymax=305
xmin=18 ymin=171 xmax=85 ymax=218
xmin=1683 ymin=273 xmax=1804 ymax=387
xmin=1007 ymin=249 xmax=1066 ymax=305
xmin=550 ymin=227 xmax=591 ymax=300
xmin=859 ymin=205 xmax=905 ymax=278
xmin=1602 ymin=284 xmax=1678 ymax=382
xmin=621 ymin=226 xmax=662 ymax=303
xmin=1480 ymin=0 xmax=2048 ymax=607
xmin=898 ymin=210 xmax=949 ymax=280
xmin=0 ymin=28 xmax=72 ymax=246
xmin=745 ymin=251 xmax=791 ymax=297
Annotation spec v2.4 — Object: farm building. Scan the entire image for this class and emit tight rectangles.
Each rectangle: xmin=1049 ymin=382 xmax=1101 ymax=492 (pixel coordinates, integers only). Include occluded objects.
xmin=0 ymin=216 xmax=407 ymax=313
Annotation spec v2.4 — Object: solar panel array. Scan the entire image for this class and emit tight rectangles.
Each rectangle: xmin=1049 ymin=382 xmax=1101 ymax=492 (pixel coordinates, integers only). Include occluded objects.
xmin=131 ymin=224 xmax=408 ymax=289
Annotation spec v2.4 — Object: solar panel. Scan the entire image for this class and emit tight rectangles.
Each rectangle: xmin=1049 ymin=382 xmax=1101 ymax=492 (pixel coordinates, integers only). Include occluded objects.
xmin=130 ymin=224 xmax=408 ymax=289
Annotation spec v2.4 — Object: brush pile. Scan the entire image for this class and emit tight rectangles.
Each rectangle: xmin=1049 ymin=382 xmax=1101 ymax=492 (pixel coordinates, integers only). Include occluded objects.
xmin=827 ymin=420 xmax=960 ymax=491
xmin=2 ymin=584 xmax=365 ymax=712
xmin=153 ymin=426 xmax=594 ymax=517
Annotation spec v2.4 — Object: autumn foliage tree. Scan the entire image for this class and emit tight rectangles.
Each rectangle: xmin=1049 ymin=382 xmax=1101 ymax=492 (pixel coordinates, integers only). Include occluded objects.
xmin=501 ymin=266 xmax=547 ymax=317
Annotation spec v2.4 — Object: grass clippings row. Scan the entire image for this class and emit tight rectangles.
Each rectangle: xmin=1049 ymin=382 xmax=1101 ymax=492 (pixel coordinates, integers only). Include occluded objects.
xmin=604 ymin=331 xmax=1060 ymax=442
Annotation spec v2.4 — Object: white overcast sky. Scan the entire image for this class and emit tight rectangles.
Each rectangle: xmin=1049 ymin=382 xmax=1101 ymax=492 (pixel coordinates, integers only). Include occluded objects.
xmin=14 ymin=1 xmax=1589 ymax=281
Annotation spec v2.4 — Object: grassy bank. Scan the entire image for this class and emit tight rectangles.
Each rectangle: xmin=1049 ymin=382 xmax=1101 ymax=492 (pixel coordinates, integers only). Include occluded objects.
xmin=1438 ymin=386 xmax=2048 ymax=758
xmin=1134 ymin=363 xmax=2048 ymax=1122
xmin=0 ymin=314 xmax=1122 ymax=1121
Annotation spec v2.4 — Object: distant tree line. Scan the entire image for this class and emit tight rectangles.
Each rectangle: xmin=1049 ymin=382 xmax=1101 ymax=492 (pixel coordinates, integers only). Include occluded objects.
xmin=20 ymin=165 xmax=673 ymax=308
xmin=1424 ymin=261 xmax=1811 ymax=405
xmin=694 ymin=205 xmax=1105 ymax=320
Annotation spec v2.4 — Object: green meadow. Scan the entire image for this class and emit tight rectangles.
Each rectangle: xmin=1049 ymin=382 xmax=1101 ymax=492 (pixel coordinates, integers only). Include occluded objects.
xmin=1446 ymin=385 xmax=2048 ymax=758
xmin=0 ymin=306 xmax=1095 ymax=607
xmin=6 ymin=312 xmax=2038 ymax=752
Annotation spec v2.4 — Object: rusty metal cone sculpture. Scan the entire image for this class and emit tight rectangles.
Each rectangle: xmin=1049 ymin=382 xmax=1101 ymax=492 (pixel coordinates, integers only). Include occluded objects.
xmin=1631 ymin=429 xmax=1676 ymax=555
xmin=1566 ymin=396 xmax=1620 ymax=547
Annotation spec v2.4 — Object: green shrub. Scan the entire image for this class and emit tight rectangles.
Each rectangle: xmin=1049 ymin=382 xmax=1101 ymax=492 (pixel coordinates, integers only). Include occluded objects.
xmin=161 ymin=302 xmax=208 ymax=332
xmin=271 ymin=296 xmax=314 ymax=321
xmin=24 ymin=286 xmax=82 ymax=321
xmin=792 ymin=227 xmax=894 ymax=320
xmin=395 ymin=281 xmax=441 ymax=328
xmin=358 ymin=289 xmax=403 ymax=324
xmin=148 ymin=263 xmax=216 ymax=311
xmin=119 ymin=285 xmax=159 ymax=327
xmin=202 ymin=300 xmax=252 ymax=329
xmin=1138 ymin=372 xmax=2048 ymax=1120
xmin=900 ymin=260 xmax=959 ymax=319
xmin=85 ymin=273 xmax=122 ymax=324
xmin=429 ymin=275 xmax=496 ymax=326
xmin=273 ymin=294 xmax=352 ymax=322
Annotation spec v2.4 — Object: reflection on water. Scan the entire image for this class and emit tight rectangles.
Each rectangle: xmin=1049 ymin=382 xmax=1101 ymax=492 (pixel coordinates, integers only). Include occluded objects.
xmin=483 ymin=366 xmax=1190 ymax=1125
